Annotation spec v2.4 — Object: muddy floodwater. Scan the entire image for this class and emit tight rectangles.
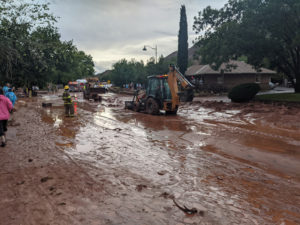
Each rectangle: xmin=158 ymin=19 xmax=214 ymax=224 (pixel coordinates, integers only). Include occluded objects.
xmin=0 ymin=92 xmax=299 ymax=225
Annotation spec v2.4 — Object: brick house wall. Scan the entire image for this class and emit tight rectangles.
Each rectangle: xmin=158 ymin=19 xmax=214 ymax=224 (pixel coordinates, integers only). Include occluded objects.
xmin=223 ymin=73 xmax=270 ymax=90
xmin=193 ymin=73 xmax=271 ymax=90
xmin=186 ymin=61 xmax=275 ymax=91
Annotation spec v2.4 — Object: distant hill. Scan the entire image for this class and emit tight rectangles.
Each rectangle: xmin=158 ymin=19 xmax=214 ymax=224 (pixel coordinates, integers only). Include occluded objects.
xmin=164 ymin=45 xmax=201 ymax=65
xmin=97 ymin=70 xmax=112 ymax=81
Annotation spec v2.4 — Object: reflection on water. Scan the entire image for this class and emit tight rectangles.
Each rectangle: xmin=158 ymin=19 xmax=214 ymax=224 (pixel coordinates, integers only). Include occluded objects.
xmin=54 ymin=115 xmax=62 ymax=128
xmin=94 ymin=107 xmax=115 ymax=121
xmin=76 ymin=141 xmax=94 ymax=154
xmin=45 ymin=108 xmax=51 ymax=115
xmin=41 ymin=107 xmax=64 ymax=129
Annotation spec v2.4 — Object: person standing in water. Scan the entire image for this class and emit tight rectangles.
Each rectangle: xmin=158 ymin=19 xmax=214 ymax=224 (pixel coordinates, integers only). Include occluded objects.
xmin=62 ymin=85 xmax=74 ymax=117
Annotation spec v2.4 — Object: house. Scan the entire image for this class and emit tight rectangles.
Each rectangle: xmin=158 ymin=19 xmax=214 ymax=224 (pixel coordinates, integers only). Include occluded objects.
xmin=185 ymin=60 xmax=276 ymax=90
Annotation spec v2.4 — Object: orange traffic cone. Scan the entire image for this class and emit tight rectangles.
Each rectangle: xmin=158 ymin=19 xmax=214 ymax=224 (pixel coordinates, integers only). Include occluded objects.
xmin=74 ymin=95 xmax=78 ymax=114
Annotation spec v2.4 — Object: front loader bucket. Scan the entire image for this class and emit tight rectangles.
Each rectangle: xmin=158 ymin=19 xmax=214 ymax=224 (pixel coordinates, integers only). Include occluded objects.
xmin=125 ymin=101 xmax=134 ymax=109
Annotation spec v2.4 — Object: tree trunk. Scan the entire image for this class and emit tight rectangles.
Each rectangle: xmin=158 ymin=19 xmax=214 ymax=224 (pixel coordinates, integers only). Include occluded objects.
xmin=294 ymin=80 xmax=300 ymax=93
xmin=294 ymin=72 xmax=300 ymax=93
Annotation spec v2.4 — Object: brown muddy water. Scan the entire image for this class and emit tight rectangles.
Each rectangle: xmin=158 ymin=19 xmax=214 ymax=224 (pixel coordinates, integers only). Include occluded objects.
xmin=0 ymin=92 xmax=299 ymax=225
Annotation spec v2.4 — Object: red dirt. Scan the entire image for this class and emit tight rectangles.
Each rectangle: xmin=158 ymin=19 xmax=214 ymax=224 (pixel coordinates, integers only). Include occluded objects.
xmin=0 ymin=93 xmax=299 ymax=224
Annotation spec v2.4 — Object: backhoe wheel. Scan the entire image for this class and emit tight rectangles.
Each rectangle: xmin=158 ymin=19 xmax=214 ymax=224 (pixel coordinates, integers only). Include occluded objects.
xmin=146 ymin=98 xmax=159 ymax=115
xmin=133 ymin=102 xmax=140 ymax=112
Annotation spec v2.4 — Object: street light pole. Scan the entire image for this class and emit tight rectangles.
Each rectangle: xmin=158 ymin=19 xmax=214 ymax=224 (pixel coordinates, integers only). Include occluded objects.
xmin=142 ymin=45 xmax=157 ymax=63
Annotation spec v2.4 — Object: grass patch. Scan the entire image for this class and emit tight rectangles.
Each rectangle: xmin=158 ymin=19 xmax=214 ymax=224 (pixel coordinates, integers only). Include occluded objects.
xmin=256 ymin=93 xmax=300 ymax=102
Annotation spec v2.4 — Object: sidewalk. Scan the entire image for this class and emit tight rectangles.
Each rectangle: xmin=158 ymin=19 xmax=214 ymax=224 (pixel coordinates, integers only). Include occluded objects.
xmin=193 ymin=86 xmax=295 ymax=102
xmin=258 ymin=86 xmax=294 ymax=95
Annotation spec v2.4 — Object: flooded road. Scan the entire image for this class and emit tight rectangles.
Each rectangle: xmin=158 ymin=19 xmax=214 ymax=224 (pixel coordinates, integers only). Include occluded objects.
xmin=0 ymin=92 xmax=299 ymax=225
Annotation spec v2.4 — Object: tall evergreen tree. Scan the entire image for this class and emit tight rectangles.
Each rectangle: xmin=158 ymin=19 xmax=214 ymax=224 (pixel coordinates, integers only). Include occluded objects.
xmin=177 ymin=5 xmax=188 ymax=75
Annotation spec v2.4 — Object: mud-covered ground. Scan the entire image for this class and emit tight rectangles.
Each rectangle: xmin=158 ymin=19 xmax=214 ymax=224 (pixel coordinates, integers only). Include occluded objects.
xmin=0 ymin=92 xmax=299 ymax=225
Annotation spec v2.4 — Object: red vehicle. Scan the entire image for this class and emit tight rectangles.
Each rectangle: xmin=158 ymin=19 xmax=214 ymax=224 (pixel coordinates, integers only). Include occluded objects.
xmin=78 ymin=82 xmax=85 ymax=92
xmin=68 ymin=82 xmax=79 ymax=92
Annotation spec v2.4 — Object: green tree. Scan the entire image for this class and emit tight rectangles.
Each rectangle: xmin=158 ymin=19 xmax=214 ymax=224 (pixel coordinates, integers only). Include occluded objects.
xmin=110 ymin=59 xmax=145 ymax=86
xmin=109 ymin=55 xmax=176 ymax=87
xmin=146 ymin=56 xmax=171 ymax=75
xmin=177 ymin=5 xmax=188 ymax=75
xmin=0 ymin=0 xmax=56 ymax=83
xmin=194 ymin=0 xmax=300 ymax=92
xmin=0 ymin=0 xmax=95 ymax=87
xmin=49 ymin=41 xmax=95 ymax=85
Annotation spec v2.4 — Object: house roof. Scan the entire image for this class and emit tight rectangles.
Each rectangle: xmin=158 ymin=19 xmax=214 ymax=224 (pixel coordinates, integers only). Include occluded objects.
xmin=185 ymin=60 xmax=276 ymax=76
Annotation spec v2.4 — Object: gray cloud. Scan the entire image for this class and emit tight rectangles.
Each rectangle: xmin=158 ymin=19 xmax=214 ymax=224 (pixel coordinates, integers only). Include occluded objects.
xmin=94 ymin=60 xmax=117 ymax=73
xmin=49 ymin=0 xmax=227 ymax=72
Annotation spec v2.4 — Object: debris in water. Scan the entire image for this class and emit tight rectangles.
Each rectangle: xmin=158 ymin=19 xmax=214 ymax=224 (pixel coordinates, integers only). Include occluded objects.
xmin=42 ymin=102 xmax=52 ymax=107
xmin=160 ymin=192 xmax=174 ymax=199
xmin=157 ymin=170 xmax=168 ymax=175
xmin=49 ymin=186 xmax=55 ymax=191
xmin=114 ymin=128 xmax=122 ymax=132
xmin=16 ymin=181 xmax=25 ymax=185
xmin=136 ymin=184 xmax=147 ymax=192
xmin=173 ymin=199 xmax=198 ymax=215
xmin=217 ymin=176 xmax=223 ymax=180
xmin=40 ymin=176 xmax=53 ymax=183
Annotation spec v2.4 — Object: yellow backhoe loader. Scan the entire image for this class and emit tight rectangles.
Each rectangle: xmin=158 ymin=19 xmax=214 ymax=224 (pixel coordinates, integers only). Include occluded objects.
xmin=125 ymin=64 xmax=194 ymax=115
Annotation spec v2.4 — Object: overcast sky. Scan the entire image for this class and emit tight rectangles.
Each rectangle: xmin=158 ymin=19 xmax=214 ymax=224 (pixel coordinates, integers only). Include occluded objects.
xmin=49 ymin=0 xmax=227 ymax=73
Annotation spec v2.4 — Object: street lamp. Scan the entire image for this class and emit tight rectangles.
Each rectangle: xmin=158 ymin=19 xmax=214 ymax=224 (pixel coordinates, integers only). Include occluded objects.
xmin=143 ymin=45 xmax=157 ymax=63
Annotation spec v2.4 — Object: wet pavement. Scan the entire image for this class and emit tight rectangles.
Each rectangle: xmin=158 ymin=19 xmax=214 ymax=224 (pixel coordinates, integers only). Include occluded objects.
xmin=0 ymin=92 xmax=299 ymax=225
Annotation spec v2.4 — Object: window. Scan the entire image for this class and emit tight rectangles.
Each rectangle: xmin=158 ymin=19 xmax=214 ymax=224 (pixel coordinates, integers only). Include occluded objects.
xmin=162 ymin=79 xmax=172 ymax=100
xmin=147 ymin=78 xmax=159 ymax=96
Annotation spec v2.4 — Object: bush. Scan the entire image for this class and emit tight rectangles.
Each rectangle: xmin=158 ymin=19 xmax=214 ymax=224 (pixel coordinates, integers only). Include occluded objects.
xmin=228 ymin=83 xmax=260 ymax=102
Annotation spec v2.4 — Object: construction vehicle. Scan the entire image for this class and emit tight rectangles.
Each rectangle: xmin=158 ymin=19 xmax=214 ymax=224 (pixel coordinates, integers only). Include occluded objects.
xmin=68 ymin=81 xmax=79 ymax=92
xmin=125 ymin=64 xmax=194 ymax=115
xmin=76 ymin=79 xmax=87 ymax=91
xmin=83 ymin=77 xmax=106 ymax=101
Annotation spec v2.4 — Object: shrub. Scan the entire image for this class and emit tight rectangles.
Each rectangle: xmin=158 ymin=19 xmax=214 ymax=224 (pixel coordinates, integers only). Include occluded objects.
xmin=228 ymin=83 xmax=260 ymax=102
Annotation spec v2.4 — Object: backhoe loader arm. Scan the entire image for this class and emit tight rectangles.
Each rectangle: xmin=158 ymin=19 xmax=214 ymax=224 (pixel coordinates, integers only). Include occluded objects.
xmin=167 ymin=64 xmax=194 ymax=111
xmin=167 ymin=65 xmax=180 ymax=110
xmin=173 ymin=65 xmax=194 ymax=89
xmin=174 ymin=66 xmax=194 ymax=89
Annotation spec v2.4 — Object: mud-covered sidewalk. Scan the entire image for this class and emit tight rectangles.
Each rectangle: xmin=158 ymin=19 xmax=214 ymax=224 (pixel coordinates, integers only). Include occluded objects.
xmin=0 ymin=93 xmax=299 ymax=225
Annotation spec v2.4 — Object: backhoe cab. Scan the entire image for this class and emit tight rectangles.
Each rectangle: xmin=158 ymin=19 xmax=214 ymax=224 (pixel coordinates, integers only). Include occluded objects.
xmin=125 ymin=64 xmax=194 ymax=115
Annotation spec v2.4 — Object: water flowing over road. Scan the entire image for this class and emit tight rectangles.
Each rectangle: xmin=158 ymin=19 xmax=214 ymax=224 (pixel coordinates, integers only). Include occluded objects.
xmin=0 ymin=92 xmax=299 ymax=225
